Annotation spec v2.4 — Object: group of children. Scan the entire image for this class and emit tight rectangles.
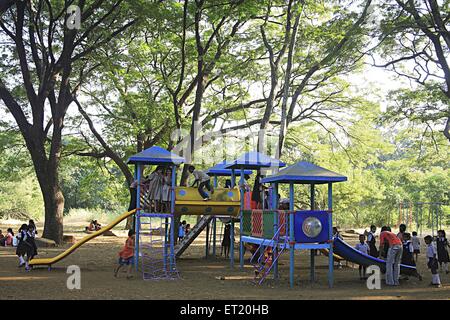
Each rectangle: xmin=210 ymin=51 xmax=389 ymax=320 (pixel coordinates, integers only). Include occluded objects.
xmin=0 ymin=228 xmax=15 ymax=247
xmin=353 ymin=224 xmax=449 ymax=287
xmin=178 ymin=220 xmax=191 ymax=242
xmin=0 ymin=220 xmax=39 ymax=271
xmin=140 ymin=166 xmax=173 ymax=212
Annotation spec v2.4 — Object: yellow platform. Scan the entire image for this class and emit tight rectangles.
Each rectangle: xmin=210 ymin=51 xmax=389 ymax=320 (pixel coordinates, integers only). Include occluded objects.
xmin=174 ymin=187 xmax=240 ymax=216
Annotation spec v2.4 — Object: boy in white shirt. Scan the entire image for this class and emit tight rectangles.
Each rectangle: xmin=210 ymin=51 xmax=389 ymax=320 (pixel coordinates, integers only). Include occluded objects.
xmin=188 ymin=165 xmax=214 ymax=201
xmin=355 ymin=234 xmax=369 ymax=280
xmin=411 ymin=231 xmax=420 ymax=262
xmin=424 ymin=235 xmax=441 ymax=288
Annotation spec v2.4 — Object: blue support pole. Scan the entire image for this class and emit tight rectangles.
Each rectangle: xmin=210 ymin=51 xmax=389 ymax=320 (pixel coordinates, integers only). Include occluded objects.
xmin=169 ymin=165 xmax=177 ymax=270
xmin=231 ymin=169 xmax=236 ymax=188
xmin=328 ymin=183 xmax=334 ymax=288
xmin=230 ymin=169 xmax=236 ymax=268
xmin=134 ymin=164 xmax=142 ymax=271
xmin=239 ymin=167 xmax=245 ymax=269
xmin=212 ymin=217 xmax=217 ymax=257
xmin=310 ymin=184 xmax=315 ymax=283
xmin=289 ymin=183 xmax=295 ymax=288
xmin=213 ymin=175 xmax=218 ymax=188
xmin=272 ymin=182 xmax=279 ymax=280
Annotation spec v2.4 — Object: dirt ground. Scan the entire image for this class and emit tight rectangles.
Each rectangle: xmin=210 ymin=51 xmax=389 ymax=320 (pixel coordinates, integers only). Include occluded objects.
xmin=1 ymin=219 xmax=449 ymax=300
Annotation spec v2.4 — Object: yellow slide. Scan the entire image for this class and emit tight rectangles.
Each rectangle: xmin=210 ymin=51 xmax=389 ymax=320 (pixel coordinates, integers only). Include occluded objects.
xmin=29 ymin=209 xmax=137 ymax=267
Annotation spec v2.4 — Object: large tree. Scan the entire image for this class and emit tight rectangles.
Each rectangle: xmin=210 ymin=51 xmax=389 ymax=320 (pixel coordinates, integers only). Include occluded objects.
xmin=0 ymin=0 xmax=136 ymax=243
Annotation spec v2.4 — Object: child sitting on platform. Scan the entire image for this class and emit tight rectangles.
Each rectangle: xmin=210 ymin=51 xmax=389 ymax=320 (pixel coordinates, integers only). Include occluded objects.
xmin=355 ymin=234 xmax=369 ymax=280
xmin=114 ymin=229 xmax=135 ymax=279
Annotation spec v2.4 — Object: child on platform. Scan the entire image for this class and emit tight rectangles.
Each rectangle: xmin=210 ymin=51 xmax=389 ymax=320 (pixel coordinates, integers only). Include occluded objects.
xmin=436 ymin=230 xmax=450 ymax=274
xmin=161 ymin=168 xmax=172 ymax=212
xmin=114 ymin=229 xmax=135 ymax=279
xmin=188 ymin=165 xmax=214 ymax=201
xmin=412 ymin=231 xmax=420 ymax=262
xmin=355 ymin=234 xmax=369 ymax=280
xmin=425 ymin=235 xmax=441 ymax=287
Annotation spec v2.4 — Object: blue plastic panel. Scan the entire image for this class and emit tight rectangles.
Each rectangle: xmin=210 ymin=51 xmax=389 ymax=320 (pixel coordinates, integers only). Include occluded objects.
xmin=294 ymin=210 xmax=330 ymax=243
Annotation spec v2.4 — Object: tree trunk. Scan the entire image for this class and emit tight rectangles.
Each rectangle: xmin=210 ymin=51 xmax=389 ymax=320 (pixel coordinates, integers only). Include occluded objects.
xmin=41 ymin=183 xmax=64 ymax=244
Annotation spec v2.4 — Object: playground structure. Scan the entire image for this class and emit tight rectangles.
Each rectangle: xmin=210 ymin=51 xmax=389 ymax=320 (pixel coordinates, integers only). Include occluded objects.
xmin=27 ymin=145 xmax=425 ymax=286
xmin=398 ymin=201 xmax=447 ymax=236
xmin=237 ymin=160 xmax=347 ymax=288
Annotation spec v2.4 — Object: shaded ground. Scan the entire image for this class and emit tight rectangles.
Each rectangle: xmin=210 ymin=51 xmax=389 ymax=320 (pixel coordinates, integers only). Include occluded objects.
xmin=1 ymin=220 xmax=449 ymax=300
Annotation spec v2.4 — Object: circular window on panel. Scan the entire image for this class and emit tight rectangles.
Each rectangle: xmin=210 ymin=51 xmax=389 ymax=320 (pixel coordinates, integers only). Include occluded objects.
xmin=302 ymin=217 xmax=322 ymax=238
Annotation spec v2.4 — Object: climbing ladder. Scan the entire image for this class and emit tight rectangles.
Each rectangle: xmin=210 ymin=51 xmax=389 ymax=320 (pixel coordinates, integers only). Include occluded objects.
xmin=251 ymin=222 xmax=288 ymax=285
xmin=138 ymin=214 xmax=179 ymax=280
xmin=175 ymin=215 xmax=213 ymax=257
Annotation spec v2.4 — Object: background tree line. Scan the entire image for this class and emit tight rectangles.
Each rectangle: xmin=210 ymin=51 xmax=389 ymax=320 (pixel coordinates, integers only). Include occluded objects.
xmin=0 ymin=0 xmax=448 ymax=243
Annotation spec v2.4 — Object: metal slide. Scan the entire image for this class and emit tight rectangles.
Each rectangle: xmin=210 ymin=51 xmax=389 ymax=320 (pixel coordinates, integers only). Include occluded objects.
xmin=175 ymin=215 xmax=213 ymax=257
xmin=333 ymin=237 xmax=419 ymax=277
xmin=29 ymin=209 xmax=137 ymax=267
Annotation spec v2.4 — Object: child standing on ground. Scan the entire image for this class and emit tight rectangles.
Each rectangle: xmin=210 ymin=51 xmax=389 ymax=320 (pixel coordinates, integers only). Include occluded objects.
xmin=114 ymin=229 xmax=135 ymax=279
xmin=178 ymin=221 xmax=186 ymax=242
xmin=436 ymin=230 xmax=450 ymax=274
xmin=425 ymin=235 xmax=441 ymax=288
xmin=27 ymin=219 xmax=38 ymax=260
xmin=412 ymin=231 xmax=421 ymax=262
xmin=16 ymin=224 xmax=33 ymax=271
xmin=188 ymin=165 xmax=214 ymax=201
xmin=367 ymin=225 xmax=378 ymax=258
xmin=397 ymin=224 xmax=406 ymax=242
xmin=221 ymin=223 xmax=231 ymax=258
xmin=355 ymin=234 xmax=369 ymax=280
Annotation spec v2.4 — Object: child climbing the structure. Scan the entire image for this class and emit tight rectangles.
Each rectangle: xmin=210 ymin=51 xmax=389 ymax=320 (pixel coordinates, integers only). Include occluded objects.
xmin=188 ymin=165 xmax=214 ymax=201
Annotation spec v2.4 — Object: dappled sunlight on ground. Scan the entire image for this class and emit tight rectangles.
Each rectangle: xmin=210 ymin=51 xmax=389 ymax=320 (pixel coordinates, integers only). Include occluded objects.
xmin=1 ymin=219 xmax=450 ymax=299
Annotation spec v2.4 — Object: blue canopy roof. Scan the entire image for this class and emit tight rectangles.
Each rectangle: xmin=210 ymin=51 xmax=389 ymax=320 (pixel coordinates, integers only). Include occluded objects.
xmin=224 ymin=151 xmax=286 ymax=170
xmin=127 ymin=146 xmax=185 ymax=165
xmin=206 ymin=161 xmax=253 ymax=176
xmin=261 ymin=161 xmax=347 ymax=184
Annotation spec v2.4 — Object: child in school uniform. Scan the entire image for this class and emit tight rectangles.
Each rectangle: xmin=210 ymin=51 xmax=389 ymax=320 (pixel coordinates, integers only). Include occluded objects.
xmin=424 ymin=235 xmax=441 ymax=287
xmin=367 ymin=225 xmax=378 ymax=258
xmin=27 ymin=219 xmax=38 ymax=259
xmin=355 ymin=234 xmax=369 ymax=280
xmin=145 ymin=166 xmax=164 ymax=212
xmin=16 ymin=224 xmax=33 ymax=271
xmin=401 ymin=233 xmax=423 ymax=281
xmin=436 ymin=230 xmax=450 ymax=274
xmin=161 ymin=168 xmax=172 ymax=212
xmin=114 ymin=229 xmax=135 ymax=279
xmin=411 ymin=231 xmax=421 ymax=262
